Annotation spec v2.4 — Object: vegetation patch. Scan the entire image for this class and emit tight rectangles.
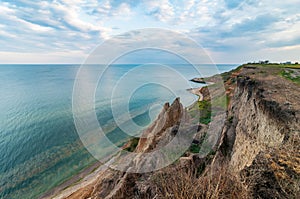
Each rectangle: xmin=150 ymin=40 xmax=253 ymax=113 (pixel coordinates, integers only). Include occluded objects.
xmin=283 ymin=64 xmax=300 ymax=69
xmin=212 ymin=94 xmax=228 ymax=109
xmin=280 ymin=69 xmax=300 ymax=85
xmin=189 ymin=143 xmax=200 ymax=153
xmin=153 ymin=165 xmax=248 ymax=199
xmin=123 ymin=137 xmax=140 ymax=152
xmin=198 ymin=100 xmax=212 ymax=125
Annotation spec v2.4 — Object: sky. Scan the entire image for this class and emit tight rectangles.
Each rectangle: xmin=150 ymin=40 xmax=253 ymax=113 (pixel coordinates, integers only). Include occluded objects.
xmin=0 ymin=0 xmax=300 ymax=64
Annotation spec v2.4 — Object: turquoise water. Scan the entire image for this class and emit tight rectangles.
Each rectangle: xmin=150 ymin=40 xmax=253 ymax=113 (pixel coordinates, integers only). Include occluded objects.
xmin=0 ymin=64 xmax=237 ymax=198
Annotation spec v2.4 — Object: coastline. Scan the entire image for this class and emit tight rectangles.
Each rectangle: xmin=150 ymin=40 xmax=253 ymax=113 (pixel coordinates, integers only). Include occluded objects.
xmin=187 ymin=87 xmax=203 ymax=101
xmin=41 ymin=155 xmax=115 ymax=199
xmin=0 ymin=64 xmax=239 ymax=199
xmin=40 ymin=161 xmax=104 ymax=199
xmin=40 ymin=63 xmax=300 ymax=199
xmin=41 ymin=85 xmax=208 ymax=199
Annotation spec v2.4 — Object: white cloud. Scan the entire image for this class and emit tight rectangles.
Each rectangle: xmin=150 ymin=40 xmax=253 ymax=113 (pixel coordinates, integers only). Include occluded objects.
xmin=0 ymin=0 xmax=114 ymax=54
xmin=0 ymin=3 xmax=53 ymax=33
xmin=20 ymin=18 xmax=54 ymax=32
xmin=0 ymin=0 xmax=300 ymax=63
xmin=0 ymin=29 xmax=16 ymax=38
xmin=112 ymin=3 xmax=133 ymax=18
xmin=184 ymin=0 xmax=195 ymax=10
xmin=0 ymin=3 xmax=15 ymax=14
xmin=96 ymin=0 xmax=112 ymax=15
xmin=50 ymin=2 xmax=100 ymax=32
xmin=143 ymin=0 xmax=175 ymax=22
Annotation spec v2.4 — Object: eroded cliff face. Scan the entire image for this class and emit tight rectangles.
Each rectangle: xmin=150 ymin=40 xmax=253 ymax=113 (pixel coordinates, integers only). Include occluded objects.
xmin=53 ymin=65 xmax=299 ymax=199
xmin=230 ymin=76 xmax=288 ymax=172
xmin=58 ymin=98 xmax=201 ymax=199
xmin=135 ymin=97 xmax=184 ymax=153
xmin=219 ymin=66 xmax=300 ymax=198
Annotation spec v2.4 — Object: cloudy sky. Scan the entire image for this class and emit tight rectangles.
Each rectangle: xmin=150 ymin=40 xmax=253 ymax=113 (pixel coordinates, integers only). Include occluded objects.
xmin=0 ymin=0 xmax=300 ymax=64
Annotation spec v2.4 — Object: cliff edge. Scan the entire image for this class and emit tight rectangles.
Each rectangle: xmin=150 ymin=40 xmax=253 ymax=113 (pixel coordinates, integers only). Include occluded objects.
xmin=51 ymin=64 xmax=300 ymax=199
xmin=219 ymin=64 xmax=300 ymax=198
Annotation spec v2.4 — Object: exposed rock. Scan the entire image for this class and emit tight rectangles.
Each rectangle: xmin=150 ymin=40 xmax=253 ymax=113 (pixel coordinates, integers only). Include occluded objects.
xmin=58 ymin=97 xmax=198 ymax=199
xmin=218 ymin=65 xmax=300 ymax=198
xmin=190 ymin=77 xmax=206 ymax=84
xmin=135 ymin=97 xmax=183 ymax=153
xmin=53 ymin=64 xmax=300 ymax=199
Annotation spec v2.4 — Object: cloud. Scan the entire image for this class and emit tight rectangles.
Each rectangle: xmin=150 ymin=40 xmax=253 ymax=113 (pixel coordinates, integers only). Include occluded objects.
xmin=0 ymin=0 xmax=113 ymax=54
xmin=0 ymin=0 xmax=300 ymax=63
xmin=93 ymin=0 xmax=133 ymax=19
xmin=184 ymin=0 xmax=300 ymax=62
xmin=264 ymin=22 xmax=300 ymax=48
xmin=143 ymin=0 xmax=175 ymax=22
xmin=230 ymin=14 xmax=278 ymax=34
xmin=224 ymin=0 xmax=241 ymax=9
xmin=49 ymin=1 xmax=109 ymax=33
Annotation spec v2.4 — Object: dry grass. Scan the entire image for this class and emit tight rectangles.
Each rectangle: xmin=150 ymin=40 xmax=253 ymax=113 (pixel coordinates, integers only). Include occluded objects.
xmin=273 ymin=133 xmax=300 ymax=197
xmin=153 ymin=165 xmax=248 ymax=199
xmin=240 ymin=133 xmax=300 ymax=199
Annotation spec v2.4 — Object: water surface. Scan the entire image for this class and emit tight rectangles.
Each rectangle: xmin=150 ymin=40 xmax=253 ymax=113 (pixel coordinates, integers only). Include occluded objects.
xmin=0 ymin=64 xmax=237 ymax=198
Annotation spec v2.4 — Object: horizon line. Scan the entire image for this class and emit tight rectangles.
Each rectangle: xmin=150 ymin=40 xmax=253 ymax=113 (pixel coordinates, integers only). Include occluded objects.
xmin=0 ymin=63 xmax=241 ymax=65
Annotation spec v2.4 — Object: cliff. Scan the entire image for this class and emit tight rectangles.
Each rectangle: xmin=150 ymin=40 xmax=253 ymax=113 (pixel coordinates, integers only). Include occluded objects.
xmin=52 ymin=98 xmax=204 ymax=199
xmin=220 ymin=65 xmax=300 ymax=198
xmin=51 ymin=64 xmax=300 ymax=199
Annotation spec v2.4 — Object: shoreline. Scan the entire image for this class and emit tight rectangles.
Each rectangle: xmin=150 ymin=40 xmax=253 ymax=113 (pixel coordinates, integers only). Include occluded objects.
xmin=187 ymin=87 xmax=203 ymax=101
xmin=41 ymin=85 xmax=206 ymax=199
xmin=40 ymin=157 xmax=117 ymax=199
xmin=40 ymin=161 xmax=104 ymax=199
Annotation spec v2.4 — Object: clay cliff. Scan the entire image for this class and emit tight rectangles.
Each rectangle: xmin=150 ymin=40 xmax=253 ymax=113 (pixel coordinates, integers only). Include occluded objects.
xmin=51 ymin=64 xmax=299 ymax=199
xmin=220 ymin=65 xmax=300 ymax=198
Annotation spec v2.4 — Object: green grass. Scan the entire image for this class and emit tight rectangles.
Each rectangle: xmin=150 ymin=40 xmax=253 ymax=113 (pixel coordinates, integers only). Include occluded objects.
xmin=200 ymin=117 xmax=211 ymax=125
xmin=280 ymin=69 xmax=300 ymax=85
xmin=188 ymin=95 xmax=227 ymax=125
xmin=198 ymin=100 xmax=210 ymax=110
xmin=198 ymin=100 xmax=212 ymax=125
xmin=189 ymin=143 xmax=200 ymax=153
xmin=123 ymin=137 xmax=140 ymax=152
xmin=211 ymin=94 xmax=228 ymax=109
xmin=247 ymin=63 xmax=300 ymax=69
xmin=283 ymin=65 xmax=300 ymax=69
xmin=220 ymin=64 xmax=243 ymax=82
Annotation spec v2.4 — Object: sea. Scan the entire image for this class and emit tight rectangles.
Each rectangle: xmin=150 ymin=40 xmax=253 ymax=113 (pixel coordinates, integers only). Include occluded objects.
xmin=0 ymin=64 xmax=238 ymax=199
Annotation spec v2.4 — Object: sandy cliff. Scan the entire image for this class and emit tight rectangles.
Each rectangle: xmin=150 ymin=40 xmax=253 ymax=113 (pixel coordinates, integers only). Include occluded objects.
xmin=220 ymin=65 xmax=300 ymax=198
xmin=51 ymin=64 xmax=300 ymax=199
